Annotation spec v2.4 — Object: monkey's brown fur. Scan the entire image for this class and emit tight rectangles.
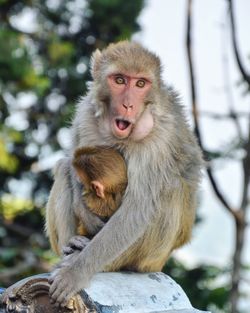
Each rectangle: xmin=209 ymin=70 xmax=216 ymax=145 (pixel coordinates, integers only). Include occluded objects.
xmin=73 ymin=146 xmax=128 ymax=237
xmin=47 ymin=41 xmax=203 ymax=306
xmin=47 ymin=146 xmax=127 ymax=253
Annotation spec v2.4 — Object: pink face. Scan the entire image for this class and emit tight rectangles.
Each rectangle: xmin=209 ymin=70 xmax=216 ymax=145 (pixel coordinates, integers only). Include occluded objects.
xmin=107 ymin=73 xmax=152 ymax=139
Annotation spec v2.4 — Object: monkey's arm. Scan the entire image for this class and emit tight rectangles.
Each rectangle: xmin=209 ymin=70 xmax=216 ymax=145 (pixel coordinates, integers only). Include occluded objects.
xmin=45 ymin=158 xmax=77 ymax=254
xmin=49 ymin=182 xmax=155 ymax=305
xmin=45 ymin=182 xmax=60 ymax=255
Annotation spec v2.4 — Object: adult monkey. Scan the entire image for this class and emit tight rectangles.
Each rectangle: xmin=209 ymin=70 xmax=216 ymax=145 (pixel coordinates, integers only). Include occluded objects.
xmin=48 ymin=41 xmax=203 ymax=306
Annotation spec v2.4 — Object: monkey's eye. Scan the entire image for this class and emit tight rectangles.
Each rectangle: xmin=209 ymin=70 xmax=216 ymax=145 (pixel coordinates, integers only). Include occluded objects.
xmin=115 ymin=76 xmax=126 ymax=85
xmin=136 ymin=79 xmax=146 ymax=88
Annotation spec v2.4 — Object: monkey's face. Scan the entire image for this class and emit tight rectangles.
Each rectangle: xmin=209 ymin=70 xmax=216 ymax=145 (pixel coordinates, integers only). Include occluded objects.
xmin=91 ymin=41 xmax=162 ymax=141
xmin=106 ymin=73 xmax=154 ymax=140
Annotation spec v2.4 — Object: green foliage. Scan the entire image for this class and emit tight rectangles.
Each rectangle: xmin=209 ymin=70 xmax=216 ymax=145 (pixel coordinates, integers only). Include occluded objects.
xmin=0 ymin=29 xmax=31 ymax=84
xmin=0 ymin=246 xmax=16 ymax=269
xmin=89 ymin=0 xmax=143 ymax=42
xmin=48 ymin=41 xmax=74 ymax=65
xmin=0 ymin=140 xmax=19 ymax=174
xmin=0 ymin=28 xmax=50 ymax=94
xmin=0 ymin=126 xmax=23 ymax=173
xmin=1 ymin=193 xmax=34 ymax=221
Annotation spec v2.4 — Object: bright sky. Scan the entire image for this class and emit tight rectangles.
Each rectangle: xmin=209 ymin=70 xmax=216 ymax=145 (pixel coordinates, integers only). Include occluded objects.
xmin=136 ymin=0 xmax=250 ymax=269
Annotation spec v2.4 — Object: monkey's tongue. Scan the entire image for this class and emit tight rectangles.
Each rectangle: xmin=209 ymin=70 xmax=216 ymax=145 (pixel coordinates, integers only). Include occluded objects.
xmin=116 ymin=119 xmax=131 ymax=131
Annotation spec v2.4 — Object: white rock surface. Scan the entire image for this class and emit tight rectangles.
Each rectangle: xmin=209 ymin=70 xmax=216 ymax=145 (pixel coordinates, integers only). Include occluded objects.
xmin=83 ymin=272 xmax=210 ymax=313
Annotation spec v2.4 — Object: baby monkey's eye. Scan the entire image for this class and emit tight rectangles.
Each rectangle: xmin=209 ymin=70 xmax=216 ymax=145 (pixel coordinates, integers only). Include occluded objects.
xmin=136 ymin=79 xmax=146 ymax=88
xmin=115 ymin=76 xmax=126 ymax=85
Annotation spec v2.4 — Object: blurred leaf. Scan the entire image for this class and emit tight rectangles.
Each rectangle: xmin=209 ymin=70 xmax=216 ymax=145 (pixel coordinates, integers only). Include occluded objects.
xmin=0 ymin=137 xmax=19 ymax=173
xmin=1 ymin=194 xmax=34 ymax=221
xmin=0 ymin=248 xmax=18 ymax=264
xmin=48 ymin=41 xmax=74 ymax=65
xmin=0 ymin=30 xmax=31 ymax=84
xmin=0 ymin=248 xmax=20 ymax=272
xmin=6 ymin=128 xmax=23 ymax=143
xmin=207 ymin=287 xmax=229 ymax=309
xmin=21 ymin=69 xmax=51 ymax=95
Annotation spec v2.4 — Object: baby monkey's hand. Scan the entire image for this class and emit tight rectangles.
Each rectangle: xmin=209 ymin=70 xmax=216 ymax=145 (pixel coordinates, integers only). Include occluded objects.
xmin=63 ymin=235 xmax=90 ymax=256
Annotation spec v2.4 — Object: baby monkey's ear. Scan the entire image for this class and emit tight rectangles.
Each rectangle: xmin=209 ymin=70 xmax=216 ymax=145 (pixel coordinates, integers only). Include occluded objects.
xmin=91 ymin=180 xmax=105 ymax=199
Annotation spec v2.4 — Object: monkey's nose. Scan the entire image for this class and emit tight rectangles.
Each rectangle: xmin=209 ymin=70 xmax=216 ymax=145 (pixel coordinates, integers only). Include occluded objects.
xmin=122 ymin=103 xmax=133 ymax=111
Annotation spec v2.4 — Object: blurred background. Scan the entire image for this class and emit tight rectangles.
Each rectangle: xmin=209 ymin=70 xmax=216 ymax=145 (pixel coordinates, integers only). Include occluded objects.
xmin=0 ymin=0 xmax=249 ymax=312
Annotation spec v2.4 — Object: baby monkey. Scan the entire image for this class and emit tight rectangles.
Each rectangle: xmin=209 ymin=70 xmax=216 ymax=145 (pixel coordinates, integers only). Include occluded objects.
xmin=46 ymin=146 xmax=128 ymax=255
xmin=73 ymin=146 xmax=128 ymax=237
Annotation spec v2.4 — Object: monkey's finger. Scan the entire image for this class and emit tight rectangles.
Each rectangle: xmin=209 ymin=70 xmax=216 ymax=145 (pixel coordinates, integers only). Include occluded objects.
xmin=48 ymin=276 xmax=54 ymax=284
xmin=71 ymin=243 xmax=86 ymax=251
xmin=49 ymin=282 xmax=57 ymax=296
xmin=48 ymin=270 xmax=59 ymax=284
xmin=52 ymin=287 xmax=71 ymax=307
xmin=63 ymin=246 xmax=74 ymax=255
xmin=68 ymin=235 xmax=90 ymax=245
xmin=68 ymin=237 xmax=90 ymax=250
xmin=58 ymin=291 xmax=73 ymax=307
xmin=67 ymin=235 xmax=82 ymax=243
xmin=69 ymin=244 xmax=84 ymax=251
xmin=50 ymin=289 xmax=64 ymax=306
xmin=49 ymin=277 xmax=64 ymax=297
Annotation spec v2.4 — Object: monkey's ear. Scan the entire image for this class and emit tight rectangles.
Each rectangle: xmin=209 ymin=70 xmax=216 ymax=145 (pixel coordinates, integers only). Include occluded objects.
xmin=90 ymin=49 xmax=102 ymax=79
xmin=91 ymin=180 xmax=105 ymax=199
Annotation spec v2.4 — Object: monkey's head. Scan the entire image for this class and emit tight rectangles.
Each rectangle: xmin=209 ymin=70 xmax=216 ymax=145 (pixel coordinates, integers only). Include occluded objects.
xmin=90 ymin=41 xmax=163 ymax=141
xmin=73 ymin=146 xmax=128 ymax=216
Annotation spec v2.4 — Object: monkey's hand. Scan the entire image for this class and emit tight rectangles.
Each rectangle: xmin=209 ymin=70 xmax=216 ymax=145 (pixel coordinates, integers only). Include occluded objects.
xmin=49 ymin=252 xmax=92 ymax=307
xmin=63 ymin=236 xmax=90 ymax=256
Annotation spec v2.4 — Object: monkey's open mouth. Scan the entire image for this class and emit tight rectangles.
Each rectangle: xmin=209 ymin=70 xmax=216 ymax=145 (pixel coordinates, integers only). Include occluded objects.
xmin=115 ymin=119 xmax=131 ymax=131
xmin=112 ymin=118 xmax=133 ymax=138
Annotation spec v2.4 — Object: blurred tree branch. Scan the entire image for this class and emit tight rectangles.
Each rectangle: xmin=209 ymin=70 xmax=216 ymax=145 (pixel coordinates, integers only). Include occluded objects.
xmin=186 ymin=0 xmax=236 ymax=217
xmin=228 ymin=1 xmax=250 ymax=312
xmin=221 ymin=20 xmax=243 ymax=138
xmin=200 ymin=111 xmax=249 ymax=119
xmin=186 ymin=0 xmax=250 ymax=312
xmin=228 ymin=0 xmax=250 ymax=86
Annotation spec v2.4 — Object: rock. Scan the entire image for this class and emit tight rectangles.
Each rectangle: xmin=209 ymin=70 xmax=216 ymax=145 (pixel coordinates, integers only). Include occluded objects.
xmin=0 ymin=272 xmax=210 ymax=313
xmin=82 ymin=272 xmax=210 ymax=313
